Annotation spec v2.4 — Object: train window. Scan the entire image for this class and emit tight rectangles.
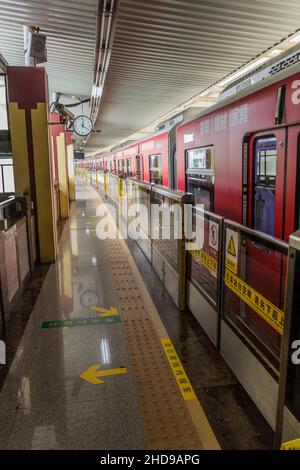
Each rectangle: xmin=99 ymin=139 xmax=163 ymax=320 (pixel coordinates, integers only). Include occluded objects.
xmin=149 ymin=154 xmax=163 ymax=185
xmin=136 ymin=155 xmax=144 ymax=180
xmin=253 ymin=136 xmax=277 ymax=236
xmin=127 ymin=158 xmax=132 ymax=177
xmin=123 ymin=159 xmax=127 ymax=176
xmin=186 ymin=146 xmax=215 ymax=211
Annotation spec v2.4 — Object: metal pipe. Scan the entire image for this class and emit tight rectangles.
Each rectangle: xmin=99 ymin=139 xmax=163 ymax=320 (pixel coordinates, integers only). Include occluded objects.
xmin=23 ymin=25 xmax=36 ymax=66
xmin=89 ymin=0 xmax=119 ymax=127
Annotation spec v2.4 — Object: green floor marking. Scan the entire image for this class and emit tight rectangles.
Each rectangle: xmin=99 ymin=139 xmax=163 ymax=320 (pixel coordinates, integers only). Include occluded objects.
xmin=42 ymin=316 xmax=121 ymax=329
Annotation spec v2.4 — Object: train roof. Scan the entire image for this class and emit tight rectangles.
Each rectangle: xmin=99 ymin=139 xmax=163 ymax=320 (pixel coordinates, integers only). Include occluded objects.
xmin=179 ymin=60 xmax=300 ymax=129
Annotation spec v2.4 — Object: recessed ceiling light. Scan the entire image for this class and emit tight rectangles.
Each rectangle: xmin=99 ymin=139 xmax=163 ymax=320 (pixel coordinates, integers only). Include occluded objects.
xmin=270 ymin=49 xmax=282 ymax=56
xmin=290 ymin=33 xmax=300 ymax=43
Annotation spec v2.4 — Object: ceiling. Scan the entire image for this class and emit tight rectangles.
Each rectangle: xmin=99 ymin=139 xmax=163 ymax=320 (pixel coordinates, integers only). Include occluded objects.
xmin=87 ymin=0 xmax=300 ymax=153
xmin=0 ymin=0 xmax=98 ymax=96
xmin=1 ymin=0 xmax=300 ymax=155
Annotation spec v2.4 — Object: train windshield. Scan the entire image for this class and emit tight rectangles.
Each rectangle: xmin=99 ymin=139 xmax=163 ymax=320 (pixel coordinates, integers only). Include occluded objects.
xmin=253 ymin=136 xmax=277 ymax=236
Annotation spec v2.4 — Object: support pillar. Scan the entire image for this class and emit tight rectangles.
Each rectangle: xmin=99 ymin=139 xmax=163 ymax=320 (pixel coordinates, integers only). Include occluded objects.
xmin=7 ymin=66 xmax=57 ymax=263
xmin=57 ymin=132 xmax=70 ymax=219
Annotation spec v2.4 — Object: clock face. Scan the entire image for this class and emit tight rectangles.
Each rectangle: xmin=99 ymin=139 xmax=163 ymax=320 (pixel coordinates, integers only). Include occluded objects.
xmin=80 ymin=290 xmax=99 ymax=308
xmin=73 ymin=115 xmax=93 ymax=136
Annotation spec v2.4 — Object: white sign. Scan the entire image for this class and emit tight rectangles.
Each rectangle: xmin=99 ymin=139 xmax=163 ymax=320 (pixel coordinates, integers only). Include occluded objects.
xmin=184 ymin=132 xmax=194 ymax=143
xmin=225 ymin=229 xmax=239 ymax=274
xmin=230 ymin=104 xmax=248 ymax=128
xmin=209 ymin=220 xmax=219 ymax=256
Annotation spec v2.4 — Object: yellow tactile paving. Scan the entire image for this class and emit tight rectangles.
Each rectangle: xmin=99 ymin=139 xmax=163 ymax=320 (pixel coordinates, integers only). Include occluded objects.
xmin=87 ymin=180 xmax=220 ymax=450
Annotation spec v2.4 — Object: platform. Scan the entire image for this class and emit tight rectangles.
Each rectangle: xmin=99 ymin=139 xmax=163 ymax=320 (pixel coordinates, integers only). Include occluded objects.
xmin=0 ymin=180 xmax=220 ymax=450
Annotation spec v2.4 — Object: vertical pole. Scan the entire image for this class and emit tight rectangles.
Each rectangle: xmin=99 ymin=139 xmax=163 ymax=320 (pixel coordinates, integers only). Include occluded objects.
xmin=118 ymin=175 xmax=123 ymax=198
xmin=178 ymin=201 xmax=187 ymax=311
xmin=274 ymin=246 xmax=296 ymax=449
xmin=23 ymin=25 xmax=35 ymax=67
xmin=96 ymin=167 xmax=99 ymax=190
xmin=104 ymin=170 xmax=107 ymax=198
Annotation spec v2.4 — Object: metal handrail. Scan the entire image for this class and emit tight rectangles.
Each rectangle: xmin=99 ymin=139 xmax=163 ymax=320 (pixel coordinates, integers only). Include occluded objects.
xmin=126 ymin=177 xmax=152 ymax=192
xmin=223 ymin=218 xmax=288 ymax=250
xmin=193 ymin=205 xmax=224 ymax=224
xmin=151 ymin=184 xmax=194 ymax=204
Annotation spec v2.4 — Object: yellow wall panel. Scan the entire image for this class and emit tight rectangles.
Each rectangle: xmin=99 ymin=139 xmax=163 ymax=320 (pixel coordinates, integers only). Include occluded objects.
xmin=31 ymin=103 xmax=57 ymax=263
xmin=57 ymin=132 xmax=70 ymax=219
xmin=8 ymin=103 xmax=30 ymax=194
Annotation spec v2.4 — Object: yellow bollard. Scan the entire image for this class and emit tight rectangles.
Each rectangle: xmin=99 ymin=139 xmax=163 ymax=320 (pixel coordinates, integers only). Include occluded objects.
xmin=104 ymin=171 xmax=107 ymax=198
xmin=118 ymin=176 xmax=123 ymax=198
xmin=85 ymin=168 xmax=88 ymax=181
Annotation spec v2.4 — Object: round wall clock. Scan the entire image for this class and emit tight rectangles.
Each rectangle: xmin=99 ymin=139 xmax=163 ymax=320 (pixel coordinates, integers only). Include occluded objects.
xmin=73 ymin=115 xmax=93 ymax=136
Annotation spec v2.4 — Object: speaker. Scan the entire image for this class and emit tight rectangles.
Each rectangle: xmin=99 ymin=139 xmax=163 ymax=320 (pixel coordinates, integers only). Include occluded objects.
xmin=27 ymin=32 xmax=47 ymax=63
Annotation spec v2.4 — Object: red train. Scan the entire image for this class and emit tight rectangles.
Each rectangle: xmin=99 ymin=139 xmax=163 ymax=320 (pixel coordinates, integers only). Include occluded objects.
xmin=88 ymin=56 xmax=300 ymax=243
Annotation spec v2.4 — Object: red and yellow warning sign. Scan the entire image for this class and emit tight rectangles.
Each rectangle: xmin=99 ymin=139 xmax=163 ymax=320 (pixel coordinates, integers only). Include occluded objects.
xmin=224 ymin=269 xmax=284 ymax=334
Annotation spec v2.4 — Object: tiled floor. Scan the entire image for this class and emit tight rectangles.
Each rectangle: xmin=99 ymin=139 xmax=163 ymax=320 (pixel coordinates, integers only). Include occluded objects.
xmin=0 ymin=183 xmax=145 ymax=450
xmin=97 ymin=182 xmax=274 ymax=450
xmin=0 ymin=179 xmax=274 ymax=450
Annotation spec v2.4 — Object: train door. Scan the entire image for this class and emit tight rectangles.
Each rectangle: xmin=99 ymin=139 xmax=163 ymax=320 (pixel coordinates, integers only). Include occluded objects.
xmin=284 ymin=125 xmax=300 ymax=240
xmin=245 ymin=129 xmax=287 ymax=361
xmin=248 ymin=128 xmax=286 ymax=239
xmin=185 ymin=145 xmax=215 ymax=211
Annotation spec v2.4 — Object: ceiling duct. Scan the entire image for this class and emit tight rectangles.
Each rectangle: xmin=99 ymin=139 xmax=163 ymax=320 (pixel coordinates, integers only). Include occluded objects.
xmin=89 ymin=0 xmax=119 ymax=126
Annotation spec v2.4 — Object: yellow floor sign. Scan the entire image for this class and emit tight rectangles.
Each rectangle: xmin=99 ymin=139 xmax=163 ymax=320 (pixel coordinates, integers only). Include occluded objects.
xmin=161 ymin=338 xmax=197 ymax=401
xmin=224 ymin=269 xmax=284 ymax=334
xmin=80 ymin=364 xmax=127 ymax=384
xmin=281 ymin=438 xmax=300 ymax=450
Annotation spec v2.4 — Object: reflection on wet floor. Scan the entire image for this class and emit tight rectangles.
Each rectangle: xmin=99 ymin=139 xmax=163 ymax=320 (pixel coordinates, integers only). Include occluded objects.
xmin=0 ymin=180 xmax=274 ymax=450
xmin=0 ymin=265 xmax=49 ymax=390
xmin=100 ymin=184 xmax=274 ymax=450
xmin=125 ymin=238 xmax=274 ymax=450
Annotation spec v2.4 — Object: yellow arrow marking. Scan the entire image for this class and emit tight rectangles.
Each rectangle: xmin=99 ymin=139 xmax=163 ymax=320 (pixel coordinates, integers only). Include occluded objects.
xmin=90 ymin=305 xmax=118 ymax=317
xmin=80 ymin=364 xmax=127 ymax=384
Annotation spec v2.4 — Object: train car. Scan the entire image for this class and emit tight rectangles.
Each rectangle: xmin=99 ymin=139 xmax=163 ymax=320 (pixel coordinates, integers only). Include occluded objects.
xmin=175 ymin=58 xmax=300 ymax=370
xmin=95 ymin=130 xmax=169 ymax=186
xmin=176 ymin=61 xmax=300 ymax=243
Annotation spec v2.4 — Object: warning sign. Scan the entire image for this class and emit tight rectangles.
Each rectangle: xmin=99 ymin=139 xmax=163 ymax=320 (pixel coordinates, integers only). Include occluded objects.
xmin=224 ymin=269 xmax=284 ymax=335
xmin=209 ymin=220 xmax=219 ymax=258
xmin=225 ymin=229 xmax=239 ymax=274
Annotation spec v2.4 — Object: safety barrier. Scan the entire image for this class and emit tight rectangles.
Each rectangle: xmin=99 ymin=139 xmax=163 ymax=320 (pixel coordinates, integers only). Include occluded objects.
xmin=186 ymin=208 xmax=224 ymax=346
xmin=0 ymin=194 xmax=37 ymax=332
xmin=83 ymin=169 xmax=293 ymax=435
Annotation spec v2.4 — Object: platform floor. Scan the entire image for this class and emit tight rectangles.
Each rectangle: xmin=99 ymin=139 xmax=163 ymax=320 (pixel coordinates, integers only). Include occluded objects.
xmin=0 ymin=180 xmax=221 ymax=450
